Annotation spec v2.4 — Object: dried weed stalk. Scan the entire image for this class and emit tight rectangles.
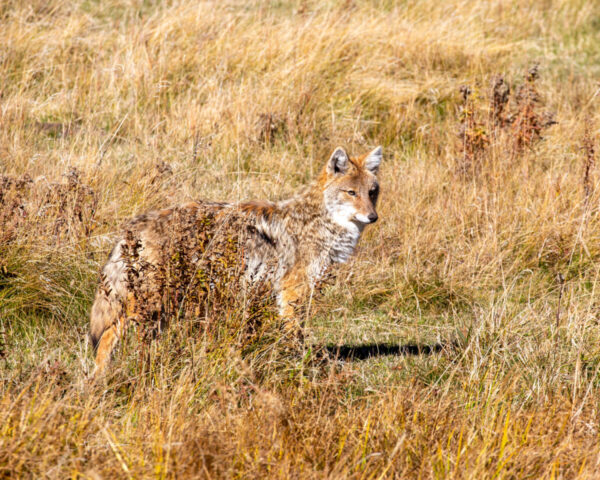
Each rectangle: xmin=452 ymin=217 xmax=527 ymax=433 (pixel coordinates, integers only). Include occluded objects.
xmin=582 ymin=122 xmax=596 ymax=206
xmin=489 ymin=75 xmax=510 ymax=129
xmin=0 ymin=169 xmax=97 ymax=246
xmin=118 ymin=206 xmax=279 ymax=367
xmin=0 ymin=322 xmax=6 ymax=361
xmin=257 ymin=112 xmax=287 ymax=145
xmin=0 ymin=174 xmax=33 ymax=244
xmin=456 ymin=65 xmax=556 ymax=177
xmin=511 ymin=65 xmax=556 ymax=154
xmin=457 ymin=85 xmax=489 ymax=176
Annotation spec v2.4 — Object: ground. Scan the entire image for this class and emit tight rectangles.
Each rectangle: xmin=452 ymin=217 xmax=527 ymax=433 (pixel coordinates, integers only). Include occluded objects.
xmin=2 ymin=0 xmax=600 ymax=478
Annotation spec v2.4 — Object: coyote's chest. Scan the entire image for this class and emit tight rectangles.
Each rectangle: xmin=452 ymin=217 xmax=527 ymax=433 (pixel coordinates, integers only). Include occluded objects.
xmin=328 ymin=223 xmax=362 ymax=264
xmin=299 ymin=223 xmax=361 ymax=286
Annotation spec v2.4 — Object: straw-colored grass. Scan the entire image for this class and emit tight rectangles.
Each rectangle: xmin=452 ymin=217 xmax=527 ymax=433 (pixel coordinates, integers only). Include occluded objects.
xmin=2 ymin=0 xmax=600 ymax=477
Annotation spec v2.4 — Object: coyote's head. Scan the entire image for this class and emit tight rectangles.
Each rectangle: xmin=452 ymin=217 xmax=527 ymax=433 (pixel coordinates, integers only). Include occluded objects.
xmin=320 ymin=146 xmax=382 ymax=231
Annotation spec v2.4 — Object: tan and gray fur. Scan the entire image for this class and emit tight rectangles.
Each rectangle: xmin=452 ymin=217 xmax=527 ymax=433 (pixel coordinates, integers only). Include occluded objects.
xmin=90 ymin=146 xmax=382 ymax=374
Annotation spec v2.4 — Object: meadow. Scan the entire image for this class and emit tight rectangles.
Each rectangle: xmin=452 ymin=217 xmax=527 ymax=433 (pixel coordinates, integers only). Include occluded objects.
xmin=2 ymin=0 xmax=600 ymax=477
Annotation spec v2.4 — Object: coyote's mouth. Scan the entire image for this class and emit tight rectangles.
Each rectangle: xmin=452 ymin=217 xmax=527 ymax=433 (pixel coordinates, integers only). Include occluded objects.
xmin=353 ymin=213 xmax=378 ymax=224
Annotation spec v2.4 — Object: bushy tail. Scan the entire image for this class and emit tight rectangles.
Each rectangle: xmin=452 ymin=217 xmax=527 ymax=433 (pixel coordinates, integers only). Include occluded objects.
xmin=89 ymin=240 xmax=128 ymax=375
xmin=89 ymin=290 xmax=117 ymax=350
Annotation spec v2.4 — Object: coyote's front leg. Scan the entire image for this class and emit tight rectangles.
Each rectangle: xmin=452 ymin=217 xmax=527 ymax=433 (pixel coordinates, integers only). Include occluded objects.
xmin=279 ymin=266 xmax=313 ymax=345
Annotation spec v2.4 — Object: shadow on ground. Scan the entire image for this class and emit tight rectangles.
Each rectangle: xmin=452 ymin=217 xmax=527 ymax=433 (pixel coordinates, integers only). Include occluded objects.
xmin=324 ymin=343 xmax=444 ymax=360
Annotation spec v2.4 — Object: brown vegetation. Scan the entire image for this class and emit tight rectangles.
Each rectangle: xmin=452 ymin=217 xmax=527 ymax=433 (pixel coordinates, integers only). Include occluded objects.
xmin=2 ymin=0 xmax=600 ymax=478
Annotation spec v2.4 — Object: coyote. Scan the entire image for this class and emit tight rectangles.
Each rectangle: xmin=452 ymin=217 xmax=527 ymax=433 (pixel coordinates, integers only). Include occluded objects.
xmin=90 ymin=146 xmax=382 ymax=373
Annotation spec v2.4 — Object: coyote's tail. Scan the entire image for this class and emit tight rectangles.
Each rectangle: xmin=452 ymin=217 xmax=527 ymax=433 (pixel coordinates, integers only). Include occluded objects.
xmin=89 ymin=241 xmax=128 ymax=374
xmin=89 ymin=290 xmax=117 ymax=350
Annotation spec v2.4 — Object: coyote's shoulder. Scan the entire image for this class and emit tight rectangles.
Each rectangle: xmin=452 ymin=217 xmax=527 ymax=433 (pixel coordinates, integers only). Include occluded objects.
xmin=90 ymin=146 xmax=382 ymax=374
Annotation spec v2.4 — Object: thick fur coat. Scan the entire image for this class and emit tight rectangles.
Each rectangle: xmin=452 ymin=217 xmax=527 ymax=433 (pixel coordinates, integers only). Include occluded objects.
xmin=90 ymin=146 xmax=382 ymax=373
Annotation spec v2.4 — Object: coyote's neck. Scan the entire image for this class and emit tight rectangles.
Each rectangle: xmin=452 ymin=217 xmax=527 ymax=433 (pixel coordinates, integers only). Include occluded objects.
xmin=277 ymin=183 xmax=362 ymax=265
xmin=278 ymin=183 xmax=332 ymax=229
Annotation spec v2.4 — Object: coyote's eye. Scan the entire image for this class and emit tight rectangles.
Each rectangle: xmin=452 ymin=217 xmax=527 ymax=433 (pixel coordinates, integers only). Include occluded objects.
xmin=369 ymin=185 xmax=379 ymax=199
xmin=347 ymin=190 xmax=357 ymax=197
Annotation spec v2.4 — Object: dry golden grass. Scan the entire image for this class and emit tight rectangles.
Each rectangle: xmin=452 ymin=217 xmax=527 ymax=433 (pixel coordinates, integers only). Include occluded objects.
xmin=2 ymin=0 xmax=600 ymax=477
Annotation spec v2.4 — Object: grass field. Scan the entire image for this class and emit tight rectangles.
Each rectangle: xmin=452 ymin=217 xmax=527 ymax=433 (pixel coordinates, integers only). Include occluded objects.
xmin=2 ymin=0 xmax=600 ymax=477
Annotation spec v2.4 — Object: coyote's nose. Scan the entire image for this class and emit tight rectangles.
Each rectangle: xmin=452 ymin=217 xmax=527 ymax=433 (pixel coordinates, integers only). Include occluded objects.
xmin=368 ymin=213 xmax=378 ymax=223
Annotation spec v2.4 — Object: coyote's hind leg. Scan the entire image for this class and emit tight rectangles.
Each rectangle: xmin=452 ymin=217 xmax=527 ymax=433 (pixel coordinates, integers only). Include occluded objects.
xmin=89 ymin=289 xmax=128 ymax=377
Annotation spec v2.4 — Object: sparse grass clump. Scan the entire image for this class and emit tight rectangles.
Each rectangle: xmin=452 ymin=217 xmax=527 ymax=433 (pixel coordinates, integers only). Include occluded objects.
xmin=3 ymin=0 xmax=600 ymax=478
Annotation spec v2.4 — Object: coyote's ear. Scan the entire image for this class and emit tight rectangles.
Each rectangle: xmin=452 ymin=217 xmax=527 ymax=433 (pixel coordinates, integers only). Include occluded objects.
xmin=327 ymin=147 xmax=350 ymax=175
xmin=364 ymin=146 xmax=382 ymax=174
